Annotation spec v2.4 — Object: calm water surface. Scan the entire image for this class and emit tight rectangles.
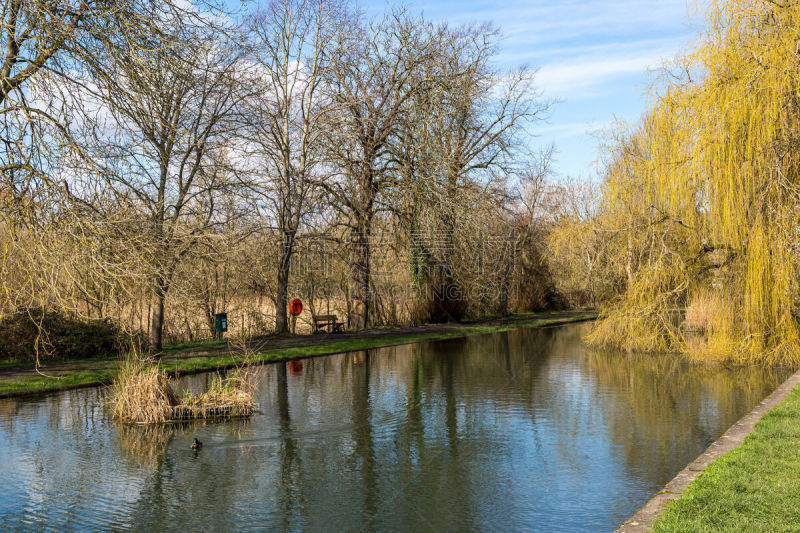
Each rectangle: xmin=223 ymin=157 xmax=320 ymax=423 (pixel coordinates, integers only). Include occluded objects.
xmin=0 ymin=323 xmax=792 ymax=531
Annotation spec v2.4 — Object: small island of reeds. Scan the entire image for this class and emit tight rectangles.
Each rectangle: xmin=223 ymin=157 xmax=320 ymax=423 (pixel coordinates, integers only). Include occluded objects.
xmin=109 ymin=358 xmax=256 ymax=424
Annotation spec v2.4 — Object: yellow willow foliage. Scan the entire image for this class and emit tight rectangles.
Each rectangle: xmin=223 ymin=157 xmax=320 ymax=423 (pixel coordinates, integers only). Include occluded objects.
xmin=588 ymin=0 xmax=800 ymax=364
xmin=588 ymin=253 xmax=693 ymax=353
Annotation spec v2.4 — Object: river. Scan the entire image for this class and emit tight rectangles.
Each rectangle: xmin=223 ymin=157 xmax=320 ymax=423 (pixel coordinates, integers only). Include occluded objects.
xmin=0 ymin=322 xmax=790 ymax=531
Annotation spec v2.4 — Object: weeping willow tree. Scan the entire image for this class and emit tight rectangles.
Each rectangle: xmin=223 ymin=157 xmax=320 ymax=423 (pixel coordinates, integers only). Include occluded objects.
xmin=588 ymin=0 xmax=800 ymax=365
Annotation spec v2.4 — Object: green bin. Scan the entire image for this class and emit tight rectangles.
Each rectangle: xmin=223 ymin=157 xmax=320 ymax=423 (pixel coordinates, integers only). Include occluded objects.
xmin=214 ymin=312 xmax=228 ymax=333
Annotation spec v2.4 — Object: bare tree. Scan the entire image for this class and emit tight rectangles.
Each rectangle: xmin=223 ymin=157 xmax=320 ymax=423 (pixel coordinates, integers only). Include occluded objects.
xmin=501 ymin=147 xmax=554 ymax=314
xmin=0 ymin=0 xmax=201 ymax=198
xmin=393 ymin=23 xmax=549 ymax=321
xmin=0 ymin=0 xmax=231 ymax=362
xmin=77 ymin=18 xmax=243 ymax=350
xmin=320 ymin=9 xmax=441 ymax=329
xmin=240 ymin=0 xmax=347 ymax=334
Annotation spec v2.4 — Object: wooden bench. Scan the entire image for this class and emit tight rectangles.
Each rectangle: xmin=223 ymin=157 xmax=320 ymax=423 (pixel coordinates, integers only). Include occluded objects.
xmin=313 ymin=314 xmax=344 ymax=333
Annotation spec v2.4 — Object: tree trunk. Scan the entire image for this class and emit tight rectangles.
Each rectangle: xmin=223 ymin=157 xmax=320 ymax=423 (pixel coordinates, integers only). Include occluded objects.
xmin=426 ymin=170 xmax=467 ymax=322
xmin=499 ymin=245 xmax=515 ymax=316
xmin=149 ymin=273 xmax=168 ymax=351
xmin=349 ymin=218 xmax=371 ymax=330
xmin=274 ymin=231 xmax=295 ymax=334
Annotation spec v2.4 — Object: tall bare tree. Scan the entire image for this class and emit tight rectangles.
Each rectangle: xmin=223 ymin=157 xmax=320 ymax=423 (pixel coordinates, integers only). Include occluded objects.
xmin=79 ymin=18 xmax=243 ymax=350
xmin=0 ymin=0 xmax=226 ymax=361
xmin=393 ymin=23 xmax=548 ymax=321
xmin=240 ymin=0 xmax=347 ymax=334
xmin=0 ymin=0 xmax=201 ymax=197
xmin=320 ymin=9 xmax=441 ymax=329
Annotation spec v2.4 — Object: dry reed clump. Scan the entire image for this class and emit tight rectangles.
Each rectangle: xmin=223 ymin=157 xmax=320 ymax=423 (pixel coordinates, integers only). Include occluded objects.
xmin=109 ymin=361 xmax=180 ymax=424
xmin=179 ymin=372 xmax=256 ymax=418
xmin=683 ymin=289 xmax=716 ymax=333
xmin=681 ymin=289 xmax=740 ymax=363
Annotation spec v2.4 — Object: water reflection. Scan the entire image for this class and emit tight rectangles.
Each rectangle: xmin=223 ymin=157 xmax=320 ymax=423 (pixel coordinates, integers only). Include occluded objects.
xmin=276 ymin=359 xmax=303 ymax=530
xmin=0 ymin=323 xmax=792 ymax=532
xmin=115 ymin=422 xmax=177 ymax=469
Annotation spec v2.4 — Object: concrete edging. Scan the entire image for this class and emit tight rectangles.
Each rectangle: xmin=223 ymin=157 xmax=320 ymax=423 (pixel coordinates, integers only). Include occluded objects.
xmin=616 ymin=366 xmax=800 ymax=532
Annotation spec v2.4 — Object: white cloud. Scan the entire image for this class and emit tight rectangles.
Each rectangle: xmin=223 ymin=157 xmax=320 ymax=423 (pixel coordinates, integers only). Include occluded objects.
xmin=500 ymin=35 xmax=688 ymax=65
xmin=536 ymin=121 xmax=599 ymax=138
xmin=536 ymin=51 xmax=668 ymax=95
xmin=434 ymin=0 xmax=701 ymax=34
xmin=364 ymin=0 xmax=708 ymax=179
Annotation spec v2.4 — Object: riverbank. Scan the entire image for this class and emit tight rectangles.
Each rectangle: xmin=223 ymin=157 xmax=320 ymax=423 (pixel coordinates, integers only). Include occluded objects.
xmin=617 ymin=366 xmax=800 ymax=532
xmin=0 ymin=310 xmax=595 ymax=398
xmin=651 ymin=370 xmax=800 ymax=532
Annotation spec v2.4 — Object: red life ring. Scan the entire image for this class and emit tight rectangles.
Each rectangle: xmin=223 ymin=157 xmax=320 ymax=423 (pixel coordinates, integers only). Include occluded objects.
xmin=288 ymin=298 xmax=303 ymax=316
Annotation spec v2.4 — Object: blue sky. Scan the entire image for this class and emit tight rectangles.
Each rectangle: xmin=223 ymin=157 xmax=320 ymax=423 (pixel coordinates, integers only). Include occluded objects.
xmin=360 ymin=0 xmax=705 ymax=180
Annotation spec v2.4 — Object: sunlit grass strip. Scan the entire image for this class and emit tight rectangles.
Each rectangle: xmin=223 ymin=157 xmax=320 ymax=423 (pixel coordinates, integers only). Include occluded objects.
xmin=0 ymin=312 xmax=595 ymax=397
xmin=0 ymin=370 xmax=118 ymax=396
xmin=653 ymin=385 xmax=800 ymax=532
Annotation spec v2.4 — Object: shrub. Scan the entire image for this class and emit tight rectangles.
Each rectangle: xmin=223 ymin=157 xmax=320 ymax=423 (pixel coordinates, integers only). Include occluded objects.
xmin=0 ymin=309 xmax=127 ymax=362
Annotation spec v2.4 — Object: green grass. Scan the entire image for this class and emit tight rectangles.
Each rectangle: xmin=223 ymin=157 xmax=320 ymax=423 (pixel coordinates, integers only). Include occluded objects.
xmin=654 ymin=385 xmax=800 ymax=532
xmin=0 ymin=370 xmax=119 ymax=396
xmin=0 ymin=312 xmax=594 ymax=398
xmin=162 ymin=337 xmax=228 ymax=352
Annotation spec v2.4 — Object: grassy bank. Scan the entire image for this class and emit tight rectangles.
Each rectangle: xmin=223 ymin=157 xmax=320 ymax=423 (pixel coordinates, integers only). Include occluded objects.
xmin=0 ymin=311 xmax=595 ymax=398
xmin=654 ymin=384 xmax=800 ymax=532
xmin=0 ymin=369 xmax=120 ymax=397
